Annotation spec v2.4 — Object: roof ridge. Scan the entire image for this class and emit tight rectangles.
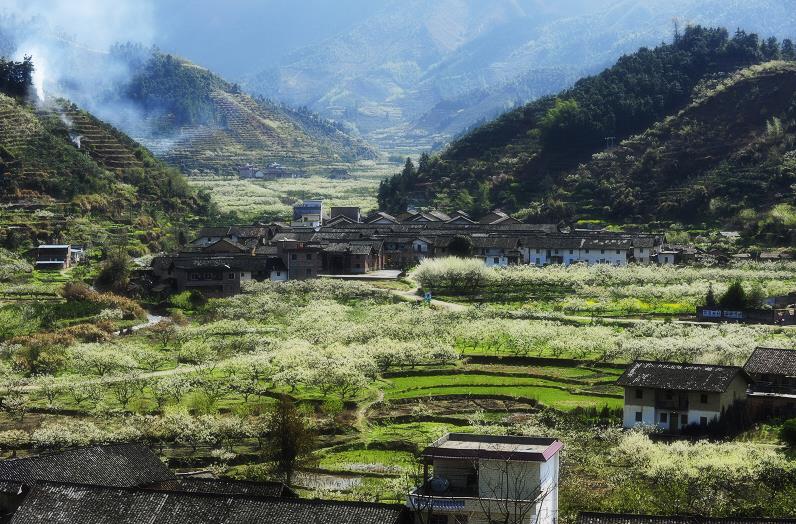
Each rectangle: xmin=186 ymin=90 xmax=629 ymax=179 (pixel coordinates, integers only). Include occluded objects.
xmin=0 ymin=442 xmax=149 ymax=465
xmin=632 ymin=360 xmax=744 ymax=370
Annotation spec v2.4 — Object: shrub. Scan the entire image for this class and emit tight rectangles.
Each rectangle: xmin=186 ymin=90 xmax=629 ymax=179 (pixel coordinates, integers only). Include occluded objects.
xmin=782 ymin=418 xmax=796 ymax=447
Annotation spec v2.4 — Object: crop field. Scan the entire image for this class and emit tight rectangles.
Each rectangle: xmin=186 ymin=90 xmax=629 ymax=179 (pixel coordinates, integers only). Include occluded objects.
xmin=0 ymin=254 xmax=794 ymax=521
xmin=186 ymin=161 xmax=396 ymax=222
xmin=414 ymin=257 xmax=796 ymax=316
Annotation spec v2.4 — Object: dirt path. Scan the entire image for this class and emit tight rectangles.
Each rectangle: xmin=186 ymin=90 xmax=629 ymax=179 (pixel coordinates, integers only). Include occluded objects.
xmin=389 ymin=285 xmax=468 ymax=313
xmin=115 ymin=313 xmax=165 ymax=335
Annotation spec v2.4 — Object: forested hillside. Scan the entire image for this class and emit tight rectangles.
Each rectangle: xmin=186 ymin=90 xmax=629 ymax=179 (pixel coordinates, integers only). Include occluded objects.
xmin=119 ymin=52 xmax=376 ymax=173
xmin=379 ymin=27 xmax=796 ymax=242
xmin=0 ymin=57 xmax=210 ymax=253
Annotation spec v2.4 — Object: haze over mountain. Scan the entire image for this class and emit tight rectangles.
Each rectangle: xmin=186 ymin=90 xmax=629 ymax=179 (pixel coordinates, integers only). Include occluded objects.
xmin=4 ymin=0 xmax=796 ymax=155
xmin=0 ymin=1 xmax=374 ymax=174
xmin=246 ymin=0 xmax=796 ymax=149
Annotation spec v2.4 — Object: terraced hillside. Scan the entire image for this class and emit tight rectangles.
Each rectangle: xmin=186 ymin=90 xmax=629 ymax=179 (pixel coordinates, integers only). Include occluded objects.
xmin=123 ymin=54 xmax=377 ymax=174
xmin=0 ymin=92 xmax=207 ymax=252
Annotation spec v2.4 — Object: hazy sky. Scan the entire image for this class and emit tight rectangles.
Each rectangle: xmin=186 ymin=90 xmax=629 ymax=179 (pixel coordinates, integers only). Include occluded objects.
xmin=150 ymin=0 xmax=385 ymax=77
xmin=1 ymin=0 xmax=383 ymax=77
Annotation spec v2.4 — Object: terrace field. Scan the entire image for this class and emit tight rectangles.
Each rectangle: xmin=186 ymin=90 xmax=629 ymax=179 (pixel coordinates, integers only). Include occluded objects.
xmin=0 ymin=261 xmax=794 ymax=521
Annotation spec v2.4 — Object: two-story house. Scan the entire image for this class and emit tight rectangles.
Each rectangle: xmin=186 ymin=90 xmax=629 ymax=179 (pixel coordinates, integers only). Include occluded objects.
xmin=407 ymin=433 xmax=563 ymax=524
xmin=744 ymin=347 xmax=796 ymax=419
xmin=617 ymin=361 xmax=750 ymax=432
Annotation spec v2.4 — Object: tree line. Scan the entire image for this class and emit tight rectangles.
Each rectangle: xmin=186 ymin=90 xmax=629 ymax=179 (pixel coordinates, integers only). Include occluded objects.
xmin=0 ymin=56 xmax=33 ymax=98
xmin=378 ymin=26 xmax=796 ymax=221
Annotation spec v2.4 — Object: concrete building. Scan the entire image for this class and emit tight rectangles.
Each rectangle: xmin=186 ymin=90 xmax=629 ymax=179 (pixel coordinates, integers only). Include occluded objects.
xmin=407 ymin=433 xmax=563 ymax=524
xmin=35 ymin=244 xmax=83 ymax=270
xmin=617 ymin=361 xmax=750 ymax=432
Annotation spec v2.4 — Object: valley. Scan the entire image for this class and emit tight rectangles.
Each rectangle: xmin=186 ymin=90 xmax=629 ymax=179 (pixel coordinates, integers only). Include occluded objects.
xmin=0 ymin=4 xmax=795 ymax=524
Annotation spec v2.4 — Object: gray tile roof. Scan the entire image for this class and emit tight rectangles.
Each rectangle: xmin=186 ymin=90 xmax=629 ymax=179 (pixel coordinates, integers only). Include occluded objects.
xmin=744 ymin=348 xmax=796 ymax=376
xmin=578 ymin=512 xmax=796 ymax=524
xmin=0 ymin=444 xmax=175 ymax=489
xmin=10 ymin=482 xmax=410 ymax=524
xmin=616 ymin=361 xmax=748 ymax=393
xmin=144 ymin=477 xmax=296 ymax=498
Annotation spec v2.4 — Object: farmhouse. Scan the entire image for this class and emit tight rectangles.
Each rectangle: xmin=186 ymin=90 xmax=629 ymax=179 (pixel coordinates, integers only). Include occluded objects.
xmin=744 ymin=347 xmax=796 ymax=419
xmin=616 ymin=361 xmax=750 ymax=432
xmin=0 ymin=443 xmax=176 ymax=518
xmin=407 ymin=433 xmax=563 ymax=524
xmin=34 ymin=244 xmax=83 ymax=270
xmin=0 ymin=444 xmax=409 ymax=524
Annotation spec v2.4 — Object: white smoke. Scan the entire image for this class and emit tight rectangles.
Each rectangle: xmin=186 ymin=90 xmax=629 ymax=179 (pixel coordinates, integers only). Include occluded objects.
xmin=3 ymin=0 xmax=157 ymax=118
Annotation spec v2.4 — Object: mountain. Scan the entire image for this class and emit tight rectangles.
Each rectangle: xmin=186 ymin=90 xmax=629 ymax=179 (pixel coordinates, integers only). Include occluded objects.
xmin=377 ymin=26 xmax=796 ymax=243
xmin=114 ymin=52 xmax=377 ymax=174
xmin=247 ymin=0 xmax=796 ymax=150
xmin=0 ymin=58 xmax=209 ymax=252
xmin=0 ymin=16 xmax=377 ymax=176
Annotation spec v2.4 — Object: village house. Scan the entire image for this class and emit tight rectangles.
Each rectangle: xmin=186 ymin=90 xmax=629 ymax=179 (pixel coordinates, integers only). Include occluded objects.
xmin=292 ymin=199 xmax=325 ymax=227
xmin=616 ymin=361 xmax=750 ymax=432
xmin=34 ymin=244 xmax=84 ymax=270
xmin=407 ymin=433 xmax=563 ymax=524
xmin=0 ymin=444 xmax=409 ymax=524
xmin=744 ymin=347 xmax=796 ymax=419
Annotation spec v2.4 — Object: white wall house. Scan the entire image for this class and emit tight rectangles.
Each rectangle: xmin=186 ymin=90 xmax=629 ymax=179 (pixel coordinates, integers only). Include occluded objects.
xmin=407 ymin=433 xmax=563 ymax=524
xmin=617 ymin=361 xmax=750 ymax=432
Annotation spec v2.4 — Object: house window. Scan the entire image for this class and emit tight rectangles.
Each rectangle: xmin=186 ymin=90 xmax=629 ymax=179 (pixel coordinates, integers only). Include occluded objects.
xmin=700 ymin=394 xmax=708 ymax=404
xmin=660 ymin=413 xmax=668 ymax=423
xmin=640 ymin=248 xmax=645 ymax=254
xmin=664 ymin=256 xmax=669 ymax=263
xmin=700 ymin=416 xmax=708 ymax=426
xmin=681 ymin=414 xmax=688 ymax=426
xmin=305 ymin=268 xmax=312 ymax=276
xmin=635 ymin=411 xmax=642 ymax=422
xmin=600 ymin=249 xmax=605 ymax=254
xmin=535 ymin=258 xmax=541 ymax=265
xmin=569 ymin=250 xmax=574 ymax=255
xmin=228 ymin=273 xmax=235 ymax=280
xmin=536 ymin=249 xmax=540 ymax=254
xmin=635 ymin=388 xmax=643 ymax=399
xmin=306 ymin=254 xmax=312 ymax=260
xmin=275 ymin=271 xmax=281 ymax=277
xmin=493 ymin=257 xmax=499 ymax=264
xmin=291 ymin=254 xmax=297 ymax=260
xmin=585 ymin=249 xmax=590 ymax=254
xmin=616 ymin=250 xmax=620 ymax=255
xmin=554 ymin=249 xmax=559 ymax=254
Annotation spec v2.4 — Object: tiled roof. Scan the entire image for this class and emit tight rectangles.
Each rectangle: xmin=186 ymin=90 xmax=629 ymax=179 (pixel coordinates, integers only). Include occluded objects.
xmin=196 ymin=226 xmax=232 ymax=237
xmin=616 ymin=361 xmax=747 ymax=393
xmin=10 ymin=482 xmax=410 ymax=524
xmin=578 ymin=512 xmax=796 ymax=524
xmin=0 ymin=444 xmax=175 ymax=489
xmin=144 ymin=477 xmax=296 ymax=498
xmin=744 ymin=347 xmax=796 ymax=376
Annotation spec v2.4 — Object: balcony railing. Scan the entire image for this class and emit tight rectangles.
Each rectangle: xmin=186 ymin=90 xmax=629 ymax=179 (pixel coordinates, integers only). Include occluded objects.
xmin=655 ymin=399 xmax=689 ymax=410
